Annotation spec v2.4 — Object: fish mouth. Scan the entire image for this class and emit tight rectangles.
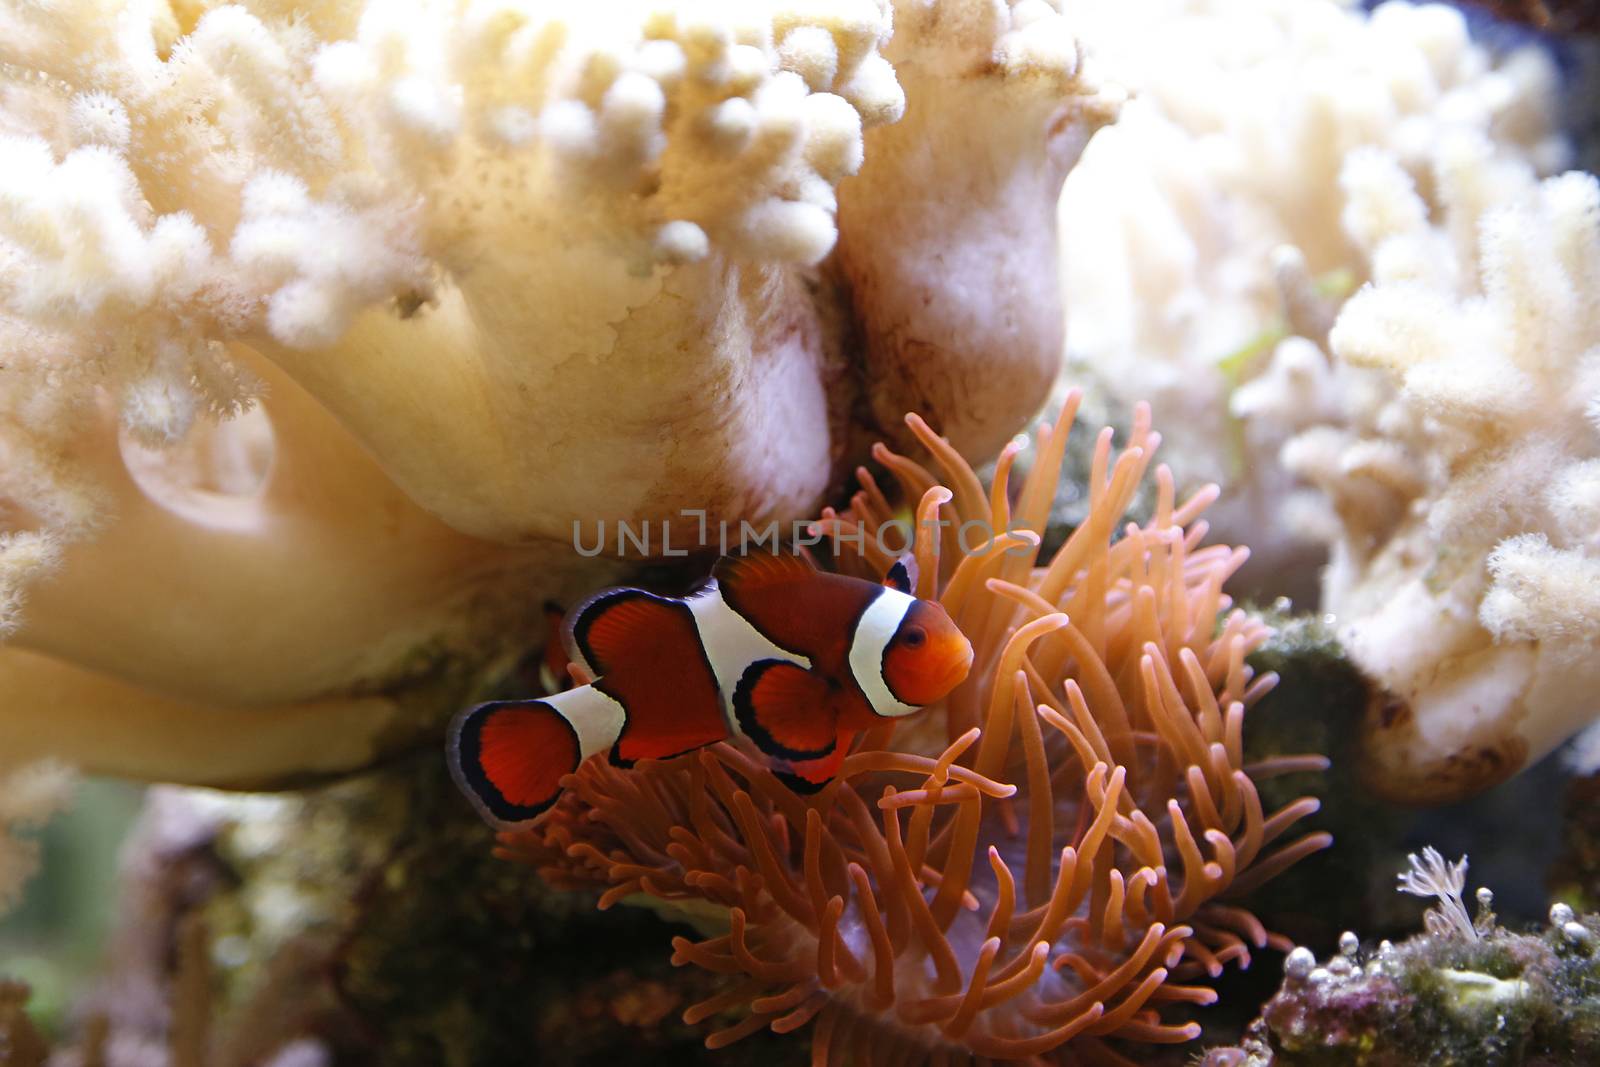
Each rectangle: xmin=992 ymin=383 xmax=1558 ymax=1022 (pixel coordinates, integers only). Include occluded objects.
xmin=936 ymin=643 xmax=976 ymax=697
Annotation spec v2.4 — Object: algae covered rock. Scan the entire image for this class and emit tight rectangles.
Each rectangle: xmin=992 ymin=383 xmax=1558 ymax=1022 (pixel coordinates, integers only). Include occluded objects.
xmin=47 ymin=755 xmax=806 ymax=1067
xmin=1203 ymin=878 xmax=1600 ymax=1065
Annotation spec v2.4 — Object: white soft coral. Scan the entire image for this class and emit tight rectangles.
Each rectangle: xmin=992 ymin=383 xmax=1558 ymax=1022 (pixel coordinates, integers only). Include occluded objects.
xmin=1055 ymin=0 xmax=1600 ymax=801
xmin=1302 ymin=160 xmax=1600 ymax=801
xmin=1057 ymin=0 xmax=1565 ymax=593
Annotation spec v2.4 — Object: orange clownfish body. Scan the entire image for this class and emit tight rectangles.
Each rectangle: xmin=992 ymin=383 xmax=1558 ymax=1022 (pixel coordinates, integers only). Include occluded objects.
xmin=448 ymin=550 xmax=973 ymax=829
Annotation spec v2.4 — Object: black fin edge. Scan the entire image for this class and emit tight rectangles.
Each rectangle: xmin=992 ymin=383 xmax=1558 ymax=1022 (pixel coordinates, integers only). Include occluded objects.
xmin=446 ymin=700 xmax=576 ymax=828
xmin=732 ymin=659 xmax=836 ymax=762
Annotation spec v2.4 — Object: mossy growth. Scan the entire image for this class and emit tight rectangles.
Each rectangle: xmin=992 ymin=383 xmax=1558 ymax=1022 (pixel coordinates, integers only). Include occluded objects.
xmin=1234 ymin=614 xmax=1378 ymax=930
xmin=322 ymin=752 xmax=808 ymax=1067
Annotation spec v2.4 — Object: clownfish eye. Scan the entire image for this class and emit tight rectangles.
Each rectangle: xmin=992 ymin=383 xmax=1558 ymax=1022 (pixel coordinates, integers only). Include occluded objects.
xmin=901 ymin=625 xmax=926 ymax=649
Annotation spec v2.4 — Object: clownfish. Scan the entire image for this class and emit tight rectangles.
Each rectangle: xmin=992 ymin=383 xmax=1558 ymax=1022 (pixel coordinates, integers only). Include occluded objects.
xmin=448 ymin=550 xmax=974 ymax=829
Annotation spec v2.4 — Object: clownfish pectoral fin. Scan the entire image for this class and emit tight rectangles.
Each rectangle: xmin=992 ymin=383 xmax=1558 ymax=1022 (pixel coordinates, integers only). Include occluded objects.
xmin=448 ymin=699 xmax=586 ymax=829
xmin=884 ymin=552 xmax=918 ymax=595
xmin=733 ymin=659 xmax=836 ymax=761
xmin=771 ymin=729 xmax=857 ymax=795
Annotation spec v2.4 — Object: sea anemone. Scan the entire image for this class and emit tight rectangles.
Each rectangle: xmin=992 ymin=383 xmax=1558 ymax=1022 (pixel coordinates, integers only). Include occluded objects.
xmin=502 ymin=394 xmax=1331 ymax=1063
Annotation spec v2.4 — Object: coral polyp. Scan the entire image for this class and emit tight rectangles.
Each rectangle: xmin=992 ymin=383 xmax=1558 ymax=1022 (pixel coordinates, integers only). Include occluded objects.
xmin=504 ymin=394 xmax=1331 ymax=1063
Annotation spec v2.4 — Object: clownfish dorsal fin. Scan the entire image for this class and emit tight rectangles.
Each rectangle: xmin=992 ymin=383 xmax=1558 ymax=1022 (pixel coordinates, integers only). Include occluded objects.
xmin=884 ymin=552 xmax=918 ymax=595
xmin=712 ymin=548 xmax=818 ymax=599
xmin=562 ymin=587 xmax=730 ymax=766
xmin=563 ymin=587 xmax=681 ymax=676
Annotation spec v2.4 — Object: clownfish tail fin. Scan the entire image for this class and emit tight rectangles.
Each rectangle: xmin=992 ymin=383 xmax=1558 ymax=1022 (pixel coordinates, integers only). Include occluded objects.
xmin=448 ymin=687 xmax=625 ymax=829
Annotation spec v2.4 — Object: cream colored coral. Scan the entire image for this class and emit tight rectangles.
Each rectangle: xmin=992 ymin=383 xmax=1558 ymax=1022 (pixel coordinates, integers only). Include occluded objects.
xmin=1056 ymin=0 xmax=1599 ymax=801
xmin=1301 ymin=160 xmax=1600 ymax=802
xmin=1057 ymin=0 xmax=1564 ymax=590
xmin=838 ymin=0 xmax=1119 ymax=456
xmin=0 ymin=0 xmax=1113 ymax=784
